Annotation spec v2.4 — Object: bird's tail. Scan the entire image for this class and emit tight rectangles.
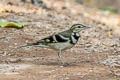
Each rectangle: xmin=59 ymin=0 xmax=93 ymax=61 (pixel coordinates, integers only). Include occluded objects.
xmin=16 ymin=43 xmax=34 ymax=49
xmin=16 ymin=42 xmax=48 ymax=49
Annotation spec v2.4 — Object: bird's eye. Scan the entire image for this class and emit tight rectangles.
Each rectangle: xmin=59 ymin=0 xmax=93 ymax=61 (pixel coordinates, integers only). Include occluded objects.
xmin=78 ymin=26 xmax=81 ymax=28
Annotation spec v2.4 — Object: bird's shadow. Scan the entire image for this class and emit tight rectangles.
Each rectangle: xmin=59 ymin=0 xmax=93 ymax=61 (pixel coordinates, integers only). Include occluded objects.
xmin=39 ymin=62 xmax=80 ymax=67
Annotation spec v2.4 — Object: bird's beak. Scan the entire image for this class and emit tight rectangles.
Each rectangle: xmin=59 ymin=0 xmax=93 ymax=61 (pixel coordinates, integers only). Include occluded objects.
xmin=84 ymin=26 xmax=91 ymax=29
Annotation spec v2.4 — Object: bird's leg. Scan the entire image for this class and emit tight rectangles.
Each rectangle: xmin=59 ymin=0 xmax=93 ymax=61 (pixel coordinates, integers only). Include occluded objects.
xmin=58 ymin=49 xmax=65 ymax=65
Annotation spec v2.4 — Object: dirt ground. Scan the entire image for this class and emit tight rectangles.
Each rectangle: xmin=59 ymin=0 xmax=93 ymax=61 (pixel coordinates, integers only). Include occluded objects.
xmin=0 ymin=0 xmax=120 ymax=80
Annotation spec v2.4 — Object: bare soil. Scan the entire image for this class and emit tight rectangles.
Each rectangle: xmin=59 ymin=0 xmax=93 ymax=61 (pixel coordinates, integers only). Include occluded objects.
xmin=0 ymin=0 xmax=120 ymax=80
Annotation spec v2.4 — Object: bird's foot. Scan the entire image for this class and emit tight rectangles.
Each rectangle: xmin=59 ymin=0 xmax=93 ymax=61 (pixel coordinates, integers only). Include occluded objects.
xmin=60 ymin=62 xmax=70 ymax=67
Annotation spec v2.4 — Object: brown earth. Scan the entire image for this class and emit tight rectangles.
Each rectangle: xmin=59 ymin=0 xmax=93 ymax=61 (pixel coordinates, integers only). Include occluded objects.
xmin=0 ymin=0 xmax=120 ymax=80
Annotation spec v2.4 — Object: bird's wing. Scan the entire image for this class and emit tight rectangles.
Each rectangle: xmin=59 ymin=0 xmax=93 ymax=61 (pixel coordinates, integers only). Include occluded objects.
xmin=37 ymin=30 xmax=71 ymax=44
xmin=17 ymin=30 xmax=72 ymax=48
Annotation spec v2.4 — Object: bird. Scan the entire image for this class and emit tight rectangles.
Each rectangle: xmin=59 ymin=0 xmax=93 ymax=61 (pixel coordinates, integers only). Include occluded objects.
xmin=18 ymin=24 xmax=90 ymax=65
xmin=31 ymin=0 xmax=48 ymax=9
xmin=21 ymin=0 xmax=48 ymax=9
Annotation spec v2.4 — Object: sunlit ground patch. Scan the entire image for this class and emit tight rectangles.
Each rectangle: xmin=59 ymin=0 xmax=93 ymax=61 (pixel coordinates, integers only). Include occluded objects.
xmin=0 ymin=64 xmax=31 ymax=75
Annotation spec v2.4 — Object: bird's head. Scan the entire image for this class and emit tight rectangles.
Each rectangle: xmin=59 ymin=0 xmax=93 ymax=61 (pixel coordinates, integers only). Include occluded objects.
xmin=70 ymin=24 xmax=90 ymax=33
